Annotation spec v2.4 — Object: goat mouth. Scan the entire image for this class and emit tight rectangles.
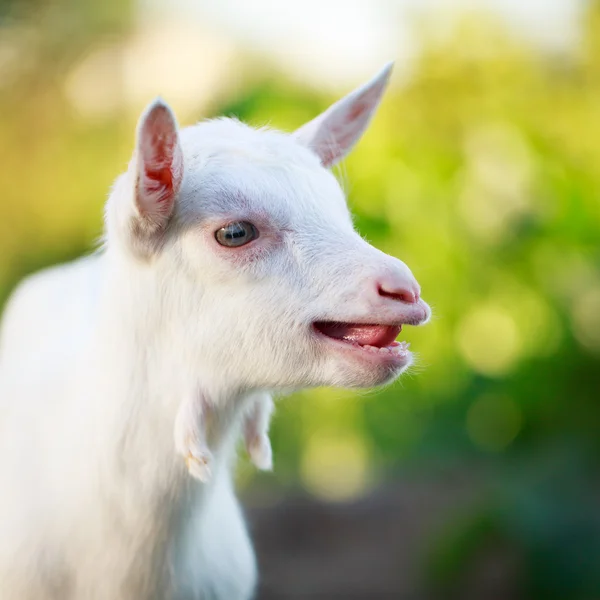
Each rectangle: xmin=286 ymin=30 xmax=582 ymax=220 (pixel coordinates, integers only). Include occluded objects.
xmin=313 ymin=322 xmax=409 ymax=355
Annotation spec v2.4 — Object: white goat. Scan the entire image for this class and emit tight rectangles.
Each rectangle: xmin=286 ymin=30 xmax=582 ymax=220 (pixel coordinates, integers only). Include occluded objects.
xmin=0 ymin=63 xmax=430 ymax=600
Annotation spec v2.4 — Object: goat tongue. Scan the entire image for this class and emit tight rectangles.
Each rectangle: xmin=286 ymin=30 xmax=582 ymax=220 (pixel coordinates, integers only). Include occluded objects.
xmin=315 ymin=322 xmax=401 ymax=348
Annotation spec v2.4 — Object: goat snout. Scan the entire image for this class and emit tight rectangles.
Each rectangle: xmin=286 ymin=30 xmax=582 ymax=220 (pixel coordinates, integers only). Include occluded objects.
xmin=377 ymin=274 xmax=420 ymax=305
xmin=373 ymin=271 xmax=430 ymax=326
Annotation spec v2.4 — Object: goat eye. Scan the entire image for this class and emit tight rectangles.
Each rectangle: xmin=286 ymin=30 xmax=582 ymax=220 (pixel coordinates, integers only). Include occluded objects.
xmin=215 ymin=221 xmax=259 ymax=247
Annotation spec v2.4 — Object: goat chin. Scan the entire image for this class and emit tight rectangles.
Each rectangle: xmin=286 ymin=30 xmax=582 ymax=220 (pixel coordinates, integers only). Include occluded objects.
xmin=0 ymin=61 xmax=430 ymax=600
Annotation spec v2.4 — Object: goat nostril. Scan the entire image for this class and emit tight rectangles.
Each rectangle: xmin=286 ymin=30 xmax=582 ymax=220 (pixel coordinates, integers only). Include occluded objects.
xmin=378 ymin=285 xmax=417 ymax=304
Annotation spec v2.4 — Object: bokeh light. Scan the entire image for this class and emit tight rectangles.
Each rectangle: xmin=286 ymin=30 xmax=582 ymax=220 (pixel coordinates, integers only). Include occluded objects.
xmin=457 ymin=305 xmax=522 ymax=376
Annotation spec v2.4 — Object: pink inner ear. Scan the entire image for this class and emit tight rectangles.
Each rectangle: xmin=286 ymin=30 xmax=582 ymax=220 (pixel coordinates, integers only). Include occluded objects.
xmin=318 ymin=123 xmax=358 ymax=167
xmin=312 ymin=98 xmax=375 ymax=167
xmin=296 ymin=63 xmax=393 ymax=167
xmin=347 ymin=101 xmax=368 ymax=121
xmin=144 ymin=165 xmax=174 ymax=201
xmin=136 ymin=105 xmax=183 ymax=219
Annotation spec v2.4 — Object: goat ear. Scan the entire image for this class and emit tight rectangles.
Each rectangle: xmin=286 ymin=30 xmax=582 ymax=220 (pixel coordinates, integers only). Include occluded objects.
xmin=134 ymin=99 xmax=183 ymax=232
xmin=294 ymin=62 xmax=393 ymax=167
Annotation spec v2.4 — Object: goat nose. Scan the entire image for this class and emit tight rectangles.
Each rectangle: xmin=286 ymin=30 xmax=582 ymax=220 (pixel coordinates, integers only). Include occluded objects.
xmin=377 ymin=276 xmax=420 ymax=304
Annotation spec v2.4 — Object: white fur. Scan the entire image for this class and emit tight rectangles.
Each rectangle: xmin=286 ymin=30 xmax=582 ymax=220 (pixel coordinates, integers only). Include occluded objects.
xmin=0 ymin=64 xmax=430 ymax=600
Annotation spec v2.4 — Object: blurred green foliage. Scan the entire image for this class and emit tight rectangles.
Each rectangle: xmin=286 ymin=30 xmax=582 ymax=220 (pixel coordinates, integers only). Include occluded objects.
xmin=1 ymin=1 xmax=600 ymax=598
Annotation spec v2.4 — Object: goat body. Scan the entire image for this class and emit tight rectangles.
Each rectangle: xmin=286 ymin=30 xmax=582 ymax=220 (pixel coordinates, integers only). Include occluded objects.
xmin=0 ymin=63 xmax=430 ymax=599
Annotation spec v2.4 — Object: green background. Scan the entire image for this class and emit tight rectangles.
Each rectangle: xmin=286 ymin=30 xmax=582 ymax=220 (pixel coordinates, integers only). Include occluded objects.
xmin=1 ymin=1 xmax=599 ymax=597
